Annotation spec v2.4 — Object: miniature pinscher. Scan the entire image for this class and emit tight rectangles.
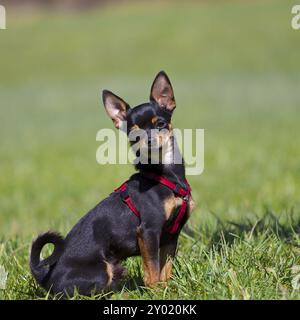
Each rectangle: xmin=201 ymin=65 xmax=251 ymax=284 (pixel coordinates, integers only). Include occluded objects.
xmin=30 ymin=71 xmax=195 ymax=296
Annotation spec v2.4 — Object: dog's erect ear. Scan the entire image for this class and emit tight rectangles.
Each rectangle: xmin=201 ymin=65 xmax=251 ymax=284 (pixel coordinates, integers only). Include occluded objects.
xmin=150 ymin=71 xmax=176 ymax=112
xmin=102 ymin=90 xmax=130 ymax=129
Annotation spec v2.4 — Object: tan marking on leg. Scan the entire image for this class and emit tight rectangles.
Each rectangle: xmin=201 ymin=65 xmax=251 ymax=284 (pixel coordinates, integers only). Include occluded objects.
xmin=104 ymin=261 xmax=114 ymax=287
xmin=160 ymin=245 xmax=174 ymax=282
xmin=137 ymin=227 xmax=160 ymax=287
xmin=160 ymin=257 xmax=173 ymax=282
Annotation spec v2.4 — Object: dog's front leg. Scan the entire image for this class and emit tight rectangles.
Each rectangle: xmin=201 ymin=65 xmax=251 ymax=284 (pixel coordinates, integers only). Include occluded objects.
xmin=159 ymin=237 xmax=178 ymax=282
xmin=137 ymin=225 xmax=160 ymax=287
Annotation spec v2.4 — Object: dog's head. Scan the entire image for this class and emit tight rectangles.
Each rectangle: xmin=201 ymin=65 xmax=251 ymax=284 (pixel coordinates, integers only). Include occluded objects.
xmin=102 ymin=71 xmax=176 ymax=163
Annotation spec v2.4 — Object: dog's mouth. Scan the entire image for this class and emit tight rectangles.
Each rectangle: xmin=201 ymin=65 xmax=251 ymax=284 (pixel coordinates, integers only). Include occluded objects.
xmin=140 ymin=136 xmax=166 ymax=151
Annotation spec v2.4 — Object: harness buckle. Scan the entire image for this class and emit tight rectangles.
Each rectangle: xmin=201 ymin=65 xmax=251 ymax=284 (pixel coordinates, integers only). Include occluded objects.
xmin=183 ymin=194 xmax=190 ymax=202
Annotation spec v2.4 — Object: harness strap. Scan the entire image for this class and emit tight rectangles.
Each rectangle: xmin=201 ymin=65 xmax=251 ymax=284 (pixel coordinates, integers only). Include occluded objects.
xmin=115 ymin=183 xmax=141 ymax=219
xmin=142 ymin=172 xmax=191 ymax=198
xmin=114 ymin=174 xmax=191 ymax=234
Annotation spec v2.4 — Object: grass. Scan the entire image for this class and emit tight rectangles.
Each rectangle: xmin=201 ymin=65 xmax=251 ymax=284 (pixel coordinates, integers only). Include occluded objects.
xmin=1 ymin=0 xmax=300 ymax=299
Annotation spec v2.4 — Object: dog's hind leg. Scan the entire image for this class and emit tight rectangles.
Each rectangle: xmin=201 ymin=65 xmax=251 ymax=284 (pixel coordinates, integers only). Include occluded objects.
xmin=104 ymin=260 xmax=126 ymax=291
xmin=52 ymin=259 xmax=121 ymax=297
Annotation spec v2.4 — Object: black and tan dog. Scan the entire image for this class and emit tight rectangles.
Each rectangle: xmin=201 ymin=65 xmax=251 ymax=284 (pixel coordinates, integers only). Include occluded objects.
xmin=30 ymin=71 xmax=195 ymax=296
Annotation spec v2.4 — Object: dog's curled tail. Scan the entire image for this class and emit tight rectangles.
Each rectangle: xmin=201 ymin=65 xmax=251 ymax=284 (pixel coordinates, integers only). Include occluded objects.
xmin=30 ymin=231 xmax=64 ymax=286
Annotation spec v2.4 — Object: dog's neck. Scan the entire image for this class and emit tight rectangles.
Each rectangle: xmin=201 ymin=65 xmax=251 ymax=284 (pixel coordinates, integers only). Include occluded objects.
xmin=136 ymin=135 xmax=186 ymax=186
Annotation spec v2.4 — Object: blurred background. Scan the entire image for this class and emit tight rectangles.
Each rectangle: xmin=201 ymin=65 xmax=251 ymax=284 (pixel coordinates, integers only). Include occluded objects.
xmin=0 ymin=0 xmax=299 ymax=238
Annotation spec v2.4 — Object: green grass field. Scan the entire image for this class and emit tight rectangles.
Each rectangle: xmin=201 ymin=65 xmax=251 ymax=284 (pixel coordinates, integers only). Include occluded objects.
xmin=1 ymin=0 xmax=300 ymax=299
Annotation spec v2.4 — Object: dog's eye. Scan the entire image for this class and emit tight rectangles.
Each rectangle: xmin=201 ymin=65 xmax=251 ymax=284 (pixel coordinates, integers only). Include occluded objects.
xmin=156 ymin=120 xmax=167 ymax=129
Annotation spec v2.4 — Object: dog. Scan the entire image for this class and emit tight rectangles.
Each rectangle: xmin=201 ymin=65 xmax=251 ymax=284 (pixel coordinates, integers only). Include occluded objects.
xmin=30 ymin=71 xmax=195 ymax=296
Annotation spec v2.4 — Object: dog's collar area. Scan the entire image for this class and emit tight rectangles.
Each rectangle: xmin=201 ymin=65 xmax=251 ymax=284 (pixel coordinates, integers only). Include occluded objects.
xmin=114 ymin=173 xmax=191 ymax=234
xmin=141 ymin=172 xmax=191 ymax=198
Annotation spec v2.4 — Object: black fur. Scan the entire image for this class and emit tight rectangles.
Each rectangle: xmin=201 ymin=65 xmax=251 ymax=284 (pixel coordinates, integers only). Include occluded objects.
xmin=30 ymin=71 xmax=191 ymax=296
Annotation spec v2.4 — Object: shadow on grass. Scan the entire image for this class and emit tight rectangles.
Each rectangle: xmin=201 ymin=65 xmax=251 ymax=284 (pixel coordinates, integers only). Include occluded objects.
xmin=184 ymin=210 xmax=300 ymax=250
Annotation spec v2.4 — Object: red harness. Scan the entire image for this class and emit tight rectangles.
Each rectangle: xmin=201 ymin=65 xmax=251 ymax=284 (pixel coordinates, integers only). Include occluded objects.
xmin=115 ymin=173 xmax=192 ymax=234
